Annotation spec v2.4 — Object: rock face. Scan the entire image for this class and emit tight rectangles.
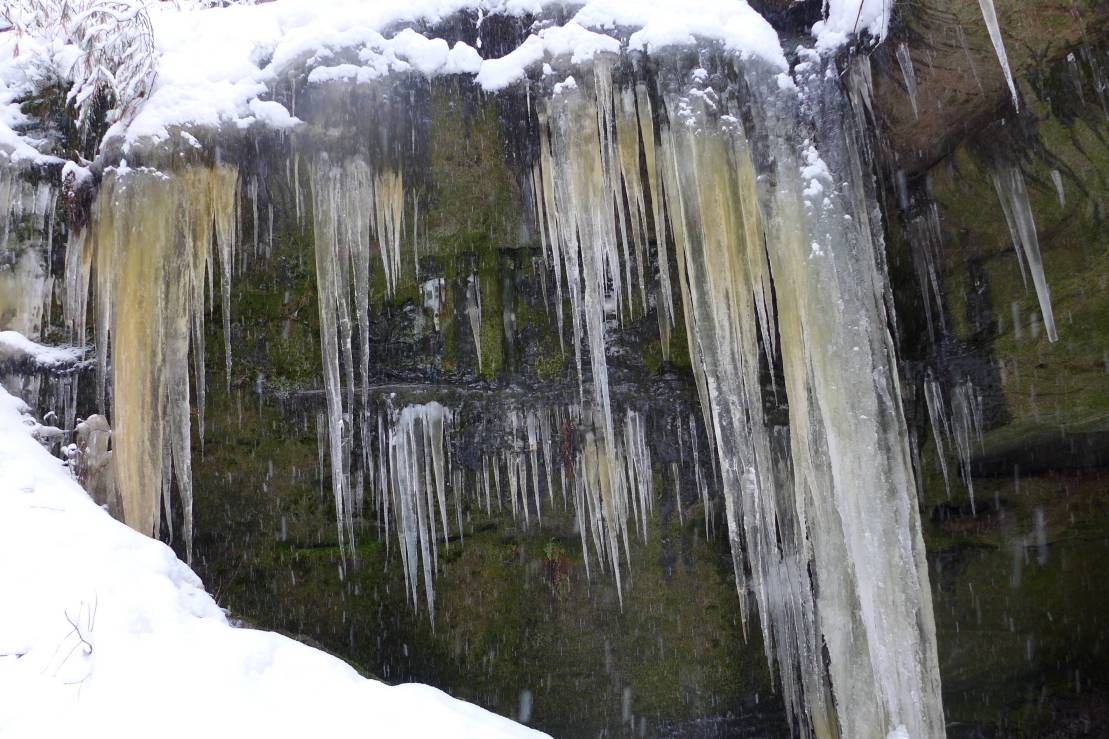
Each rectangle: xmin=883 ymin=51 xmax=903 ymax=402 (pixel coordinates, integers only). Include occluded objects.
xmin=870 ymin=0 xmax=1107 ymax=174
xmin=1 ymin=3 xmax=1107 ymax=737
xmin=885 ymin=17 xmax=1109 ymax=734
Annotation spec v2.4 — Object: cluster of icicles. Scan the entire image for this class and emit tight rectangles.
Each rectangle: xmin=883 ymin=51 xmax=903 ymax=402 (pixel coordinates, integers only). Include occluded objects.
xmin=923 ymin=372 xmax=986 ymax=512
xmin=298 ymin=52 xmax=949 ymax=737
xmin=0 ymin=170 xmax=56 ymax=342
xmin=60 ymin=165 xmax=240 ymax=563
xmin=2 ymin=32 xmax=1062 ymax=739
xmin=355 ymin=401 xmax=662 ymax=620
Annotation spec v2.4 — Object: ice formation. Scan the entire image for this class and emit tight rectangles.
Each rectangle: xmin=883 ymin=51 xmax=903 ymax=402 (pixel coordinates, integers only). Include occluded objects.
xmin=924 ymin=372 xmax=985 ymax=510
xmin=977 ymin=0 xmax=1020 ymax=110
xmin=950 ymin=378 xmax=985 ymax=512
xmin=465 ymin=274 xmax=483 ymax=371
xmin=375 ymin=402 xmax=454 ymax=619
xmin=0 ymin=169 xmax=55 ymax=341
xmin=1050 ymin=169 xmax=1065 ymax=206
xmin=520 ymin=51 xmax=943 ymax=737
xmin=365 ymin=401 xmax=656 ymax=616
xmin=0 ymin=169 xmax=59 ymax=409
xmin=62 ymin=165 xmax=239 ymax=562
xmin=309 ymin=155 xmax=409 ymax=558
xmin=923 ymin=371 xmax=954 ymax=499
xmin=992 ymin=163 xmax=1058 ymax=342
xmin=895 ymin=43 xmax=920 ymax=119
xmin=908 ymin=203 xmax=947 ymax=342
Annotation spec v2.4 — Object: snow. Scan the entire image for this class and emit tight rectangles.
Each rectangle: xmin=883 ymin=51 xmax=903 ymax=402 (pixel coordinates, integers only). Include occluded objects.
xmin=445 ymin=41 xmax=484 ymax=74
xmin=0 ymin=330 xmax=82 ymax=369
xmin=0 ymin=384 xmax=546 ymax=738
xmin=573 ymin=0 xmax=785 ymax=67
xmin=812 ymin=0 xmax=891 ymax=50
xmin=476 ymin=22 xmax=622 ymax=90
xmin=0 ymin=29 xmax=67 ymax=165
xmin=0 ymin=0 xmax=902 ymax=160
xmin=246 ymin=98 xmax=300 ymax=129
xmin=0 ymin=0 xmax=795 ymax=157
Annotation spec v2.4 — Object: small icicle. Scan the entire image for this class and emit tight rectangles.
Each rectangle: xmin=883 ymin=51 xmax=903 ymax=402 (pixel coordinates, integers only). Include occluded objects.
xmin=466 ymin=274 xmax=483 ymax=370
xmin=923 ymin=372 xmax=954 ymax=499
xmin=1050 ymin=169 xmax=1065 ymax=206
xmin=951 ymin=378 xmax=985 ymax=513
xmin=896 ymin=43 xmax=921 ymax=119
xmin=992 ymin=164 xmax=1057 ymax=342
xmin=955 ymin=24 xmax=983 ymax=91
xmin=977 ymin=0 xmax=1020 ymax=110
xmin=380 ymin=402 xmax=454 ymax=621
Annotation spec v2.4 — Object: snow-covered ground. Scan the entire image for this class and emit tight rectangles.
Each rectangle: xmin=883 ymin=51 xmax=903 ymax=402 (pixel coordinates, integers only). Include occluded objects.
xmin=0 ymin=384 xmax=546 ymax=739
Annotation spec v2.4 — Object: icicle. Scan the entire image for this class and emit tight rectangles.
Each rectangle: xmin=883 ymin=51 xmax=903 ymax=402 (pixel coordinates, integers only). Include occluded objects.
xmin=669 ymin=462 xmax=682 ymax=524
xmin=465 ymin=274 xmax=483 ymax=370
xmin=539 ymin=408 xmax=556 ymax=505
xmin=908 ymin=203 xmax=947 ymax=341
xmin=956 ymin=24 xmax=983 ymax=91
xmin=766 ymin=55 xmax=943 ymax=738
xmin=978 ymin=0 xmax=1020 ymax=110
xmin=896 ymin=43 xmax=920 ymax=119
xmin=923 ymin=371 xmax=954 ymax=499
xmin=951 ymin=378 xmax=985 ymax=513
xmin=525 ymin=53 xmax=943 ymax=736
xmin=526 ymin=410 xmax=543 ymax=522
xmin=307 ymin=154 xmax=415 ymax=556
xmin=1050 ymin=169 xmax=1065 ymax=206
xmin=69 ymin=165 xmax=237 ymax=562
xmin=378 ymin=401 xmax=454 ymax=620
xmin=421 ymin=277 xmax=445 ymax=332
xmin=0 ymin=169 xmax=55 ymax=353
xmin=992 ymin=164 xmax=1058 ymax=342
xmin=310 ymin=157 xmax=356 ymax=558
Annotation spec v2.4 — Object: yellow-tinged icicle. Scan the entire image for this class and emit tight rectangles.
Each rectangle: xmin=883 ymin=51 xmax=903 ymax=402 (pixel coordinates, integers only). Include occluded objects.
xmin=69 ymin=165 xmax=239 ymax=562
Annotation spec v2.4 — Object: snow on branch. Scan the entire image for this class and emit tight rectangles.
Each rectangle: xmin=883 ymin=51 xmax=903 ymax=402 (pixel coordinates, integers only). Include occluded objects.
xmin=1 ymin=0 xmax=157 ymax=130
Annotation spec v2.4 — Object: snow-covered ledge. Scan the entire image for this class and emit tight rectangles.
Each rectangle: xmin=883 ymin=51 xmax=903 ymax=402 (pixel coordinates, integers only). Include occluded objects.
xmin=0 ymin=386 xmax=545 ymax=738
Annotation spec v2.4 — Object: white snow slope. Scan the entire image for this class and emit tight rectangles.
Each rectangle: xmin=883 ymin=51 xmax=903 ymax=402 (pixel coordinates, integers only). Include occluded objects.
xmin=0 ymin=385 xmax=546 ymax=739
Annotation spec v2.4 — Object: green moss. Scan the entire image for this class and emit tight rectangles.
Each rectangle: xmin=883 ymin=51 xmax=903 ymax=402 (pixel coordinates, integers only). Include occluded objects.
xmin=917 ymin=65 xmax=1109 ymax=733
xmin=424 ymin=82 xmax=521 ymax=261
xmin=642 ymin=310 xmax=692 ymax=374
xmin=929 ymin=82 xmax=1109 ymax=434
xmin=533 ymin=344 xmax=566 ymax=382
xmin=478 ymin=300 xmax=503 ymax=378
xmin=213 ymin=174 xmax=321 ymax=392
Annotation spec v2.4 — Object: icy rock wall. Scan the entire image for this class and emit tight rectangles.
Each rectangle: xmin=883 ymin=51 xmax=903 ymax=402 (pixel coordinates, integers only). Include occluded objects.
xmin=291 ymin=47 xmax=945 ymax=736
xmin=520 ymin=54 xmax=944 ymax=738
xmin=0 ymin=168 xmax=58 ymax=406
xmin=28 ymin=28 xmax=947 ymax=739
xmin=0 ymin=169 xmax=56 ymax=340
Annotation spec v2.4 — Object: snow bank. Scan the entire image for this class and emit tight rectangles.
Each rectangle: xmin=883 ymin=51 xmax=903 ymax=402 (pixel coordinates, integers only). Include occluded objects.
xmin=1 ymin=0 xmax=790 ymax=156
xmin=0 ymin=0 xmax=892 ymax=158
xmin=123 ymin=0 xmax=787 ymax=146
xmin=0 ymin=330 xmax=82 ymax=369
xmin=812 ymin=0 xmax=891 ymax=51
xmin=0 ymin=385 xmax=546 ymax=739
